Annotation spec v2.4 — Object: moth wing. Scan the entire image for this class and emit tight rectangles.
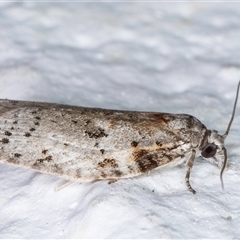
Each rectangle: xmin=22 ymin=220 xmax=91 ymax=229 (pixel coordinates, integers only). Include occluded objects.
xmin=0 ymin=100 xmax=206 ymax=181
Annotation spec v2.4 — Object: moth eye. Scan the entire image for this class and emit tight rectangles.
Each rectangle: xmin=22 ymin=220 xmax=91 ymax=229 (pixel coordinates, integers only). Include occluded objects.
xmin=201 ymin=143 xmax=217 ymax=158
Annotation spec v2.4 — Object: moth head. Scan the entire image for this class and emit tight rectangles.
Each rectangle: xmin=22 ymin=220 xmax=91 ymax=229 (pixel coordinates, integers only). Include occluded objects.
xmin=201 ymin=81 xmax=240 ymax=189
xmin=200 ymin=130 xmax=226 ymax=170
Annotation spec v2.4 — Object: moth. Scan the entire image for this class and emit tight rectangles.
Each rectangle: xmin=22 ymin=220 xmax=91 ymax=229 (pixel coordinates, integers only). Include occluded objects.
xmin=0 ymin=82 xmax=239 ymax=194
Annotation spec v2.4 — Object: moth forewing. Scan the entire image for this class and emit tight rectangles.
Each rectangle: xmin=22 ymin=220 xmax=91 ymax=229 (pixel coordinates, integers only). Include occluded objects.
xmin=0 ymin=81 xmax=239 ymax=194
xmin=0 ymin=101 xmax=205 ymax=187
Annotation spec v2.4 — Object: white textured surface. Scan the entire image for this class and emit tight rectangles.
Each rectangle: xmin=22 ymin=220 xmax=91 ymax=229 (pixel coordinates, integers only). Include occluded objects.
xmin=0 ymin=2 xmax=240 ymax=238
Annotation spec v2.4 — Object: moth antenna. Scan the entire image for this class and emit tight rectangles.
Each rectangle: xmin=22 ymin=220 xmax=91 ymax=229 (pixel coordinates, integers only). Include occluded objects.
xmin=223 ymin=80 xmax=240 ymax=138
xmin=220 ymin=81 xmax=240 ymax=189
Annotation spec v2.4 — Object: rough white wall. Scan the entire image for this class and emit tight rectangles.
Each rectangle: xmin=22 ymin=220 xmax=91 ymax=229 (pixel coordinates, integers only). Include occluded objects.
xmin=0 ymin=2 xmax=240 ymax=238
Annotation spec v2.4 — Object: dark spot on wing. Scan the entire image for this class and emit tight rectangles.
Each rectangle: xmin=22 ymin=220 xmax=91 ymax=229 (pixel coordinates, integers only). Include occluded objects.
xmin=34 ymin=155 xmax=53 ymax=164
xmin=45 ymin=156 xmax=52 ymax=161
xmin=36 ymin=159 xmax=44 ymax=163
xmin=13 ymin=120 xmax=18 ymax=124
xmin=4 ymin=131 xmax=12 ymax=136
xmin=30 ymin=128 xmax=35 ymax=131
xmin=114 ymin=170 xmax=123 ymax=177
xmin=14 ymin=153 xmax=22 ymax=158
xmin=100 ymin=149 xmax=105 ymax=154
xmin=156 ymin=141 xmax=162 ymax=146
xmin=24 ymin=132 xmax=31 ymax=137
xmin=85 ymin=128 xmax=108 ymax=139
xmin=34 ymin=122 xmax=39 ymax=126
xmin=131 ymin=141 xmax=139 ymax=147
xmin=72 ymin=120 xmax=78 ymax=124
xmin=42 ymin=149 xmax=48 ymax=154
xmin=36 ymin=116 xmax=41 ymax=120
xmin=1 ymin=138 xmax=9 ymax=144
xmin=98 ymin=158 xmax=118 ymax=168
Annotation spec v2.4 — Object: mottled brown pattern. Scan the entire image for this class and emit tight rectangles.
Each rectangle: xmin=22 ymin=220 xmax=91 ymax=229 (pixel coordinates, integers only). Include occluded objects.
xmin=137 ymin=154 xmax=158 ymax=172
xmin=131 ymin=142 xmax=180 ymax=173
xmin=132 ymin=149 xmax=148 ymax=161
xmin=150 ymin=113 xmax=171 ymax=126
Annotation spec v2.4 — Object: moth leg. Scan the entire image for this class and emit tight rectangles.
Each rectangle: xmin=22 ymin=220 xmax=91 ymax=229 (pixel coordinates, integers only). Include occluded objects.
xmin=185 ymin=149 xmax=196 ymax=194
xmin=54 ymin=180 xmax=72 ymax=192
